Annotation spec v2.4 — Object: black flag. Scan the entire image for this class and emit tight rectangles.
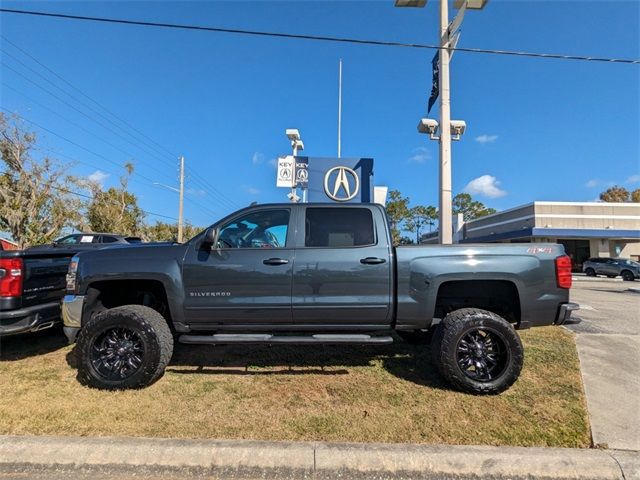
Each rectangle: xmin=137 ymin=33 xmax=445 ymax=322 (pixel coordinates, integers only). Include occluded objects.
xmin=427 ymin=51 xmax=439 ymax=114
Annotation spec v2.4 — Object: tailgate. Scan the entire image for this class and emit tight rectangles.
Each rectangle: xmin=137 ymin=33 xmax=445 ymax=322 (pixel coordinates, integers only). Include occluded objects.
xmin=20 ymin=253 xmax=75 ymax=308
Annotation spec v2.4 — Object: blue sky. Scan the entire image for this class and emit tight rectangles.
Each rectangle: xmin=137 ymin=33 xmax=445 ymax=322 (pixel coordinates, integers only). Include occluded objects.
xmin=1 ymin=0 xmax=638 ymax=227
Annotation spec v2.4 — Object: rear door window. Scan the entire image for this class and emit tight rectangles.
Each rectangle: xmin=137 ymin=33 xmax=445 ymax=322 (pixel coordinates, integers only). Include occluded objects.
xmin=305 ymin=208 xmax=375 ymax=247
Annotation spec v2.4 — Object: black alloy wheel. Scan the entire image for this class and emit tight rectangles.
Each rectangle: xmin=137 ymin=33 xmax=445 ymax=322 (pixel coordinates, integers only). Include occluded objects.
xmin=585 ymin=268 xmax=596 ymax=277
xmin=76 ymin=305 xmax=173 ymax=390
xmin=89 ymin=327 xmax=145 ymax=381
xmin=622 ymin=270 xmax=635 ymax=282
xmin=431 ymin=308 xmax=524 ymax=395
xmin=455 ymin=327 xmax=509 ymax=382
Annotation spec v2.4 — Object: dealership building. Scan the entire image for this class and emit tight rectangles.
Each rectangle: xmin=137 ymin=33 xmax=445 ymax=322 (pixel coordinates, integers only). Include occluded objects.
xmin=424 ymin=201 xmax=640 ymax=268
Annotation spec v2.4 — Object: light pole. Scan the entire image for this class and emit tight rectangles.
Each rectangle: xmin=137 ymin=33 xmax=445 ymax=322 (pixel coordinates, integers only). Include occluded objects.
xmin=395 ymin=0 xmax=487 ymax=244
xmin=285 ymin=129 xmax=304 ymax=202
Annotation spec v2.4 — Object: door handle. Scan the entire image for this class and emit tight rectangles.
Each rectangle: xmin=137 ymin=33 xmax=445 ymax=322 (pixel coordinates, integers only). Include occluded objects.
xmin=360 ymin=257 xmax=386 ymax=265
xmin=263 ymin=258 xmax=289 ymax=266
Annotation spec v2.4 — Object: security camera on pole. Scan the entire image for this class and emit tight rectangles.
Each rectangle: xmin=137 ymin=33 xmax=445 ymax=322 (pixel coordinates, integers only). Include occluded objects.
xmin=395 ymin=0 xmax=487 ymax=244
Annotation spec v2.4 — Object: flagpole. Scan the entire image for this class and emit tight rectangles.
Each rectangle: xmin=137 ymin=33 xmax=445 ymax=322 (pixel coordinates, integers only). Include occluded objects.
xmin=338 ymin=58 xmax=343 ymax=158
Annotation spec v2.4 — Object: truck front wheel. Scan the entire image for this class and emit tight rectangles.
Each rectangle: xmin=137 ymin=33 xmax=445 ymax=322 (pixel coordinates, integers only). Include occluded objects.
xmin=76 ymin=305 xmax=174 ymax=390
xmin=431 ymin=308 xmax=523 ymax=395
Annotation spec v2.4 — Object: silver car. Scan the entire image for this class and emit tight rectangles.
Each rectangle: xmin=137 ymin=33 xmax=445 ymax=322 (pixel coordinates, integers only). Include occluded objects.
xmin=583 ymin=257 xmax=640 ymax=281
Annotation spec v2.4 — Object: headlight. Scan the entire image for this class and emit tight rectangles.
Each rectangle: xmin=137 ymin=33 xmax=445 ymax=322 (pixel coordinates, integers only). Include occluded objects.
xmin=66 ymin=256 xmax=79 ymax=292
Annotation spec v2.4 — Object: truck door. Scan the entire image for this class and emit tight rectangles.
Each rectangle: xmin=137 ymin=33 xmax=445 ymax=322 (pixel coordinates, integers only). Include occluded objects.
xmin=292 ymin=206 xmax=392 ymax=326
xmin=182 ymin=208 xmax=294 ymax=326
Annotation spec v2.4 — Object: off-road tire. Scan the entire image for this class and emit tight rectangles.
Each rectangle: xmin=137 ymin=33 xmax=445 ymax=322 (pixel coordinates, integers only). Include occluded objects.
xmin=432 ymin=308 xmax=523 ymax=395
xmin=76 ymin=305 xmax=173 ymax=390
xmin=621 ymin=270 xmax=635 ymax=282
xmin=585 ymin=268 xmax=596 ymax=277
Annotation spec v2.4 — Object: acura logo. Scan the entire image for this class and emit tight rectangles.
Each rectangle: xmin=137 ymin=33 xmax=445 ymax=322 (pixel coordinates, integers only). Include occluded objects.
xmin=324 ymin=166 xmax=359 ymax=202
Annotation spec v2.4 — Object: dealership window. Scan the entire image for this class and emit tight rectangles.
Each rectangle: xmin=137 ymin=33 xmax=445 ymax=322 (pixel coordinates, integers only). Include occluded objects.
xmin=305 ymin=208 xmax=375 ymax=247
xmin=218 ymin=209 xmax=290 ymax=248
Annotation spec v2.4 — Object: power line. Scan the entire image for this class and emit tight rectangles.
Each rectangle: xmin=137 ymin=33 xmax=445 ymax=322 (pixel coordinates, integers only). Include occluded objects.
xmin=2 ymin=81 xmax=175 ymax=183
xmin=1 ymin=34 xmax=181 ymax=160
xmin=1 ymin=57 xmax=179 ymax=180
xmin=0 ymin=107 xmax=161 ymax=186
xmin=1 ymin=36 xmax=246 ymax=209
xmin=2 ymin=183 xmax=179 ymax=221
xmin=0 ymin=8 xmax=638 ymax=64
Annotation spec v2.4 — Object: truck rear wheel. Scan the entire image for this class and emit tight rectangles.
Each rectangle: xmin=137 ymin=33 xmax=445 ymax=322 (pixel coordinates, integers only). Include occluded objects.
xmin=431 ymin=308 xmax=523 ymax=395
xmin=76 ymin=305 xmax=173 ymax=390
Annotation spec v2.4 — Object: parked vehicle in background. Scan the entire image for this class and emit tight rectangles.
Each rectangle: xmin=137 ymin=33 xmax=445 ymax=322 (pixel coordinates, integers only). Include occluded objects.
xmin=63 ymin=203 xmax=579 ymax=395
xmin=583 ymin=257 xmax=639 ymax=281
xmin=1 ymin=248 xmax=77 ymax=336
xmin=27 ymin=233 xmax=142 ymax=252
xmin=1 ymin=235 xmax=143 ymax=337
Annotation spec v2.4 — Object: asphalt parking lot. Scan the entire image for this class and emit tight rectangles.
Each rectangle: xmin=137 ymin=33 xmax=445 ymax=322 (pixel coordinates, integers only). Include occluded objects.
xmin=566 ymin=277 xmax=640 ymax=451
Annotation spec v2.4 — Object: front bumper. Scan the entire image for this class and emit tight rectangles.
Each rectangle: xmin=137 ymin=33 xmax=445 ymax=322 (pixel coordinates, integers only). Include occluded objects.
xmin=61 ymin=294 xmax=85 ymax=343
xmin=0 ymin=302 xmax=61 ymax=336
xmin=555 ymin=302 xmax=581 ymax=325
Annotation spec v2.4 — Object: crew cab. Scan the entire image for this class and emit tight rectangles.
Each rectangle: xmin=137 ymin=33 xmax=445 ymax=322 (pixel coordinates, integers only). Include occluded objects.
xmin=62 ymin=203 xmax=579 ymax=394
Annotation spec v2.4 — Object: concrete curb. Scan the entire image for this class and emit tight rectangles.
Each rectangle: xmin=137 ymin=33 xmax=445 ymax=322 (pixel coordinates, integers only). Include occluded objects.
xmin=572 ymin=275 xmax=623 ymax=283
xmin=0 ymin=435 xmax=637 ymax=479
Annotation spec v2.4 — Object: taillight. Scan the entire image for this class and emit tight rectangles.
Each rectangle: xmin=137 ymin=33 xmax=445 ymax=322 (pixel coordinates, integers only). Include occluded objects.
xmin=0 ymin=258 xmax=24 ymax=297
xmin=555 ymin=255 xmax=572 ymax=289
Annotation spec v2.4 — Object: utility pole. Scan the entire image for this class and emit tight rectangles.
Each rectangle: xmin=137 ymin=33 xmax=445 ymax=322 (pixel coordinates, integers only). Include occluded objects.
xmin=338 ymin=58 xmax=342 ymax=158
xmin=178 ymin=156 xmax=185 ymax=243
xmin=438 ymin=0 xmax=453 ymax=245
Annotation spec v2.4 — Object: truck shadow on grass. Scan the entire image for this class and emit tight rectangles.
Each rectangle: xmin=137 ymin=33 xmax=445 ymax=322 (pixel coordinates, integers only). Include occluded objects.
xmin=0 ymin=326 xmax=68 ymax=361
xmin=62 ymin=335 xmax=448 ymax=390
xmin=164 ymin=337 xmax=448 ymax=390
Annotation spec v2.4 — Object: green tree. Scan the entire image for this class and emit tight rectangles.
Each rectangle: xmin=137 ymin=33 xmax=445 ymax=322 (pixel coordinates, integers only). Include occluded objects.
xmin=452 ymin=193 xmax=496 ymax=221
xmin=0 ymin=113 xmax=81 ymax=248
xmin=599 ymin=186 xmax=630 ymax=202
xmin=385 ymin=189 xmax=410 ymax=245
xmin=406 ymin=205 xmax=437 ymax=244
xmin=86 ymin=163 xmax=145 ymax=235
xmin=632 ymin=188 xmax=640 ymax=203
xmin=144 ymin=221 xmax=203 ymax=242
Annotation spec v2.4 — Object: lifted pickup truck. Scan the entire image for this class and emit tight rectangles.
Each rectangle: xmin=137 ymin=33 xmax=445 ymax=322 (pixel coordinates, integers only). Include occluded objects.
xmin=62 ymin=203 xmax=579 ymax=394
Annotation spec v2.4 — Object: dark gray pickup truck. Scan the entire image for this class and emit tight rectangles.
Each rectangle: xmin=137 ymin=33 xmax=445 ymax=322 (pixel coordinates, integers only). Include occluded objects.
xmin=62 ymin=203 xmax=579 ymax=394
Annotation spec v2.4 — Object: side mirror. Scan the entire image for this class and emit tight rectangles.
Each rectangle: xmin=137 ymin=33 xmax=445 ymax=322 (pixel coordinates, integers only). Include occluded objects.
xmin=201 ymin=227 xmax=219 ymax=249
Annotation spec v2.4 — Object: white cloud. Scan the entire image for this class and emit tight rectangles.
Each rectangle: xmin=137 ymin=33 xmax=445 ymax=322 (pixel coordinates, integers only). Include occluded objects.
xmin=408 ymin=146 xmax=431 ymax=163
xmin=87 ymin=170 xmax=109 ymax=186
xmin=242 ymin=185 xmax=260 ymax=195
xmin=186 ymin=188 xmax=206 ymax=197
xmin=252 ymin=152 xmax=265 ymax=165
xmin=475 ymin=134 xmax=498 ymax=144
xmin=626 ymin=174 xmax=640 ymax=184
xmin=464 ymin=175 xmax=507 ymax=198
xmin=585 ymin=179 xmax=600 ymax=188
xmin=269 ymin=158 xmax=278 ymax=168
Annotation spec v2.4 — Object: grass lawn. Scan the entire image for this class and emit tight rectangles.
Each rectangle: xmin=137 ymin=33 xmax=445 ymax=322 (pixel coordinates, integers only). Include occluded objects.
xmin=0 ymin=326 xmax=590 ymax=447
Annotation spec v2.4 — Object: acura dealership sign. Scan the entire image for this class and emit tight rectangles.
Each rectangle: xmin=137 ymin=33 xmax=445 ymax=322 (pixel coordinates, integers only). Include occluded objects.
xmin=323 ymin=166 xmax=359 ymax=202
xmin=298 ymin=157 xmax=373 ymax=203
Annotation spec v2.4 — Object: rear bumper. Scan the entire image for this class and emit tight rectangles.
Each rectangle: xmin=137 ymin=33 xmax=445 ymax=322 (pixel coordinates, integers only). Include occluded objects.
xmin=555 ymin=302 xmax=581 ymax=325
xmin=0 ymin=302 xmax=61 ymax=336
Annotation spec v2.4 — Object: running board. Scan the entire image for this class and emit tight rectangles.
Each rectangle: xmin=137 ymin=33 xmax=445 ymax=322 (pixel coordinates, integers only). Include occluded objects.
xmin=178 ymin=333 xmax=394 ymax=345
